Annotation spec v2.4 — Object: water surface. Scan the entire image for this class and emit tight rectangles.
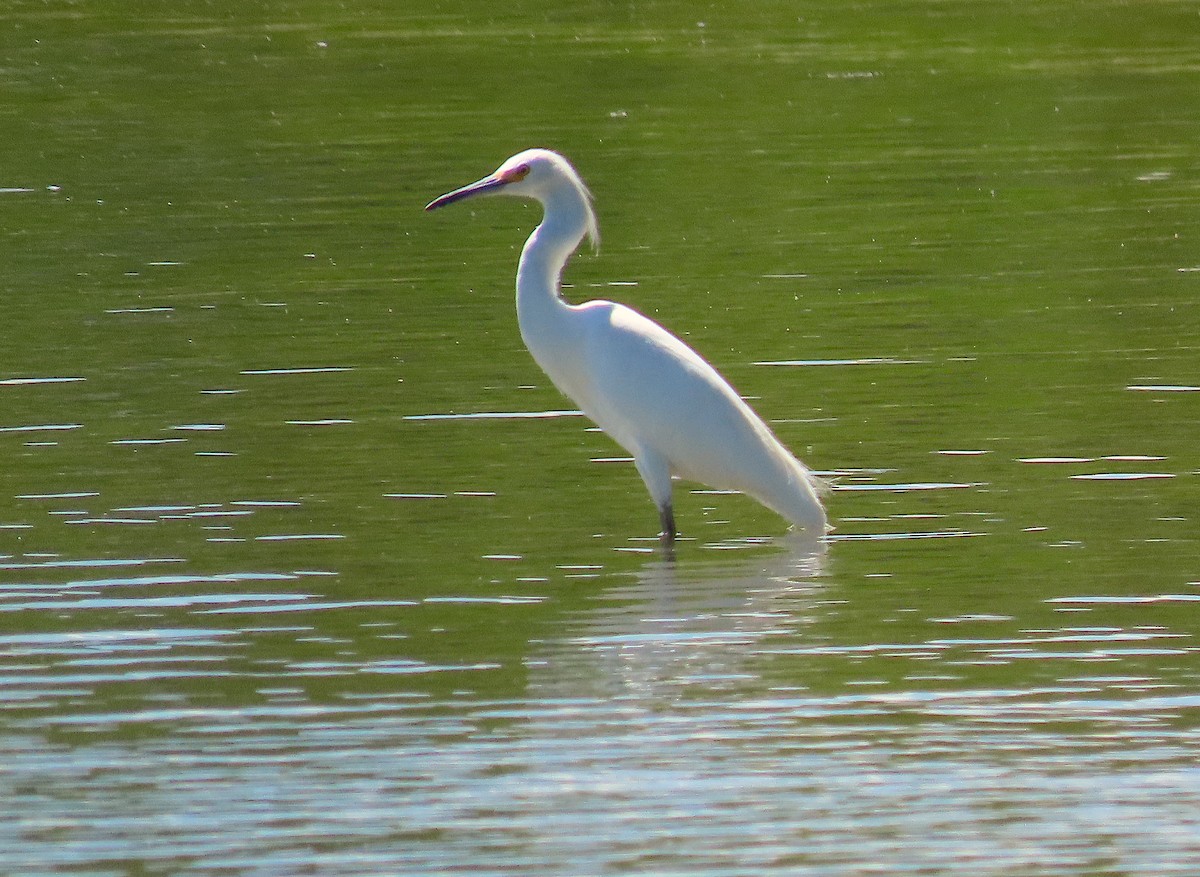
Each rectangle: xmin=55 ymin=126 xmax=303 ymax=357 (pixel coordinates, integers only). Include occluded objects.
xmin=2 ymin=1 xmax=1199 ymax=874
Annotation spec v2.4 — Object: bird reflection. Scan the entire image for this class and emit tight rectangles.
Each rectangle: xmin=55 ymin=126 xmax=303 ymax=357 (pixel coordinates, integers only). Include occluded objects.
xmin=529 ymin=533 xmax=827 ymax=702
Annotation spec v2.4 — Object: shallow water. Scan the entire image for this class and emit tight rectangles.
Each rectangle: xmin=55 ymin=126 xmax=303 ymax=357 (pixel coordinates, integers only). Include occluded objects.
xmin=3 ymin=2 xmax=1200 ymax=874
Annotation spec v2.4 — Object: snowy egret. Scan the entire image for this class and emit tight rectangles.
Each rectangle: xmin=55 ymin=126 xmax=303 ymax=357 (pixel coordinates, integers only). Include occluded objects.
xmin=426 ymin=149 xmax=827 ymax=544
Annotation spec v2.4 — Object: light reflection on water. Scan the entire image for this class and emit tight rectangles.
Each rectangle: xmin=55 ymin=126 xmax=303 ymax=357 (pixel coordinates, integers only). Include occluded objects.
xmin=2 ymin=536 xmax=1198 ymax=874
xmin=2 ymin=347 xmax=1200 ymax=873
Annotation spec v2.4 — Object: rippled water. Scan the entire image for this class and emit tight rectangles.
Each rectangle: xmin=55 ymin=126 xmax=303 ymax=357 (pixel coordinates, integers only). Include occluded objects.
xmin=4 ymin=1 xmax=1200 ymax=874
xmin=4 ymin=537 xmax=1199 ymax=874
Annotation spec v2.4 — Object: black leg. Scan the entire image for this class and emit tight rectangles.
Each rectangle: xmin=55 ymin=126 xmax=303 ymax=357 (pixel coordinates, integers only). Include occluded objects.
xmin=659 ymin=504 xmax=676 ymax=545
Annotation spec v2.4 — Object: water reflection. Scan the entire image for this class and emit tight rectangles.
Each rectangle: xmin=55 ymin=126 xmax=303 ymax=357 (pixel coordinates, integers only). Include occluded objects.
xmin=533 ymin=534 xmax=826 ymax=701
xmin=2 ymin=532 xmax=1198 ymax=875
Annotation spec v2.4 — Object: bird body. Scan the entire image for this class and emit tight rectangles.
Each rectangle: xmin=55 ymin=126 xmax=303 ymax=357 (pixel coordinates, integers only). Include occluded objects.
xmin=427 ymin=149 xmax=827 ymax=543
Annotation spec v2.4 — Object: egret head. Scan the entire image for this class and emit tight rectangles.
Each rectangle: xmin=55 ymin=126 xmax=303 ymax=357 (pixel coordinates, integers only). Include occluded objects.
xmin=426 ymin=148 xmax=599 ymax=250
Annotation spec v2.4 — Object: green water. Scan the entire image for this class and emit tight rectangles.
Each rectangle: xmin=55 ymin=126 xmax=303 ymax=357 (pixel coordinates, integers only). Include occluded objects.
xmin=3 ymin=2 xmax=1199 ymax=874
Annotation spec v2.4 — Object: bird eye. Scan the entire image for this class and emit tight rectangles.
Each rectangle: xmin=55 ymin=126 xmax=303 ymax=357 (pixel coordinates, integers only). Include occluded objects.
xmin=505 ymin=164 xmax=531 ymax=182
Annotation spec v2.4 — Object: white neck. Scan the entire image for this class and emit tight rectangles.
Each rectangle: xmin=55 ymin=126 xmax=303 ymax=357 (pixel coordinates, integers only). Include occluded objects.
xmin=514 ymin=185 xmax=592 ymax=362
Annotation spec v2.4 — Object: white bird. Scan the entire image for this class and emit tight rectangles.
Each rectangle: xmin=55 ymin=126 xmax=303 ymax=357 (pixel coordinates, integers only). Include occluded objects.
xmin=426 ymin=148 xmax=827 ymax=545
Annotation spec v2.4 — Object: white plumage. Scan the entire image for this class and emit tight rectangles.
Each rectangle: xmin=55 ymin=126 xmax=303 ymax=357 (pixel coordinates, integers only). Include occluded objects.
xmin=427 ymin=149 xmax=827 ymax=544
